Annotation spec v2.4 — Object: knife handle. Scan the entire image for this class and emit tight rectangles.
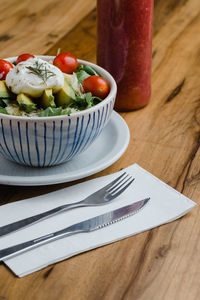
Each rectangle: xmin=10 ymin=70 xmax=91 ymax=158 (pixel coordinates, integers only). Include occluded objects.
xmin=0 ymin=223 xmax=83 ymax=261
xmin=0 ymin=202 xmax=82 ymax=237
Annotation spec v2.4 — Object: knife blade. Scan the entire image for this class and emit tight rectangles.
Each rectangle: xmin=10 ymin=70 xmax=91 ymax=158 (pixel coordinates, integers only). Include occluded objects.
xmin=0 ymin=197 xmax=150 ymax=261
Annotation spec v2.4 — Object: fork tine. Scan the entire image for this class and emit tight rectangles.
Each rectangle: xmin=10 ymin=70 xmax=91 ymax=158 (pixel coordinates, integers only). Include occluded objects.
xmin=108 ymin=175 xmax=132 ymax=194
xmin=101 ymin=172 xmax=127 ymax=191
xmin=107 ymin=178 xmax=135 ymax=200
xmin=106 ymin=174 xmax=130 ymax=192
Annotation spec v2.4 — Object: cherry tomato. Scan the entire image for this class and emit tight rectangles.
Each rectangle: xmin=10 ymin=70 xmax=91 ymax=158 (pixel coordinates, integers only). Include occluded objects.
xmin=0 ymin=60 xmax=14 ymax=80
xmin=53 ymin=52 xmax=78 ymax=74
xmin=82 ymin=75 xmax=109 ymax=99
xmin=16 ymin=53 xmax=35 ymax=64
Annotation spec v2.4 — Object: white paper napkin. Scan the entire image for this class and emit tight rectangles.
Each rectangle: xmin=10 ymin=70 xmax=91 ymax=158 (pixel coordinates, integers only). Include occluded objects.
xmin=0 ymin=164 xmax=196 ymax=277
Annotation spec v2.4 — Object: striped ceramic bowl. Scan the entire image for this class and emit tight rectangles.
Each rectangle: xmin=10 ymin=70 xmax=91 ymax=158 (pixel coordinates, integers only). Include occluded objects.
xmin=0 ymin=56 xmax=117 ymax=167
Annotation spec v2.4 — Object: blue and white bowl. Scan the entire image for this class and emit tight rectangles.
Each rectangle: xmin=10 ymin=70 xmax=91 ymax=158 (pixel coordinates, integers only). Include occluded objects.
xmin=0 ymin=56 xmax=117 ymax=167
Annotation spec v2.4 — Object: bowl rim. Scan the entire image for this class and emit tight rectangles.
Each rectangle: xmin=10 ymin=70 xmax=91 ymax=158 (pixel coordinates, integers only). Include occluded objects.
xmin=0 ymin=55 xmax=117 ymax=121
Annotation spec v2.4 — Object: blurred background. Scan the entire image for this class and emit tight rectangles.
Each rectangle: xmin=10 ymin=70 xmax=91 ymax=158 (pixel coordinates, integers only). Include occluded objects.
xmin=0 ymin=0 xmax=96 ymax=60
xmin=1 ymin=0 xmax=191 ymax=62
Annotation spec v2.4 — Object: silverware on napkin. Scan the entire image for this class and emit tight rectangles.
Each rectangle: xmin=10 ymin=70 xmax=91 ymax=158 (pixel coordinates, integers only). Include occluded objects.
xmin=0 ymin=172 xmax=134 ymax=237
xmin=0 ymin=197 xmax=150 ymax=261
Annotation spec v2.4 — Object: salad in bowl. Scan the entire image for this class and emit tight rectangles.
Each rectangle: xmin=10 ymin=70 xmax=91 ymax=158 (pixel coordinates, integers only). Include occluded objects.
xmin=0 ymin=53 xmax=117 ymax=167
xmin=0 ymin=52 xmax=110 ymax=117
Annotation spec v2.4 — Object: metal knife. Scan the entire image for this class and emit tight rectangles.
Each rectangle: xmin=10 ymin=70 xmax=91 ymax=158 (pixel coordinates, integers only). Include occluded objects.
xmin=0 ymin=197 xmax=150 ymax=261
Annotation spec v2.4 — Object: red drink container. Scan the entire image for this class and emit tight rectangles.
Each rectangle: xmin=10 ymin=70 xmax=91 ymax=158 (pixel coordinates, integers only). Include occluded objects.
xmin=97 ymin=0 xmax=154 ymax=111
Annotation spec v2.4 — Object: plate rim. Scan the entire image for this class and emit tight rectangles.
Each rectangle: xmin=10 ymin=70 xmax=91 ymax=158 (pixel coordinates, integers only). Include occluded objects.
xmin=0 ymin=111 xmax=130 ymax=186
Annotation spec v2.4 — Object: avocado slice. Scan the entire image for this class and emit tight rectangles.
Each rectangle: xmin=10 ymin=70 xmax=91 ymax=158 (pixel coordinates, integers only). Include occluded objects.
xmin=55 ymin=80 xmax=75 ymax=107
xmin=0 ymin=81 xmax=13 ymax=98
xmin=41 ymin=89 xmax=56 ymax=108
xmin=17 ymin=93 xmax=37 ymax=113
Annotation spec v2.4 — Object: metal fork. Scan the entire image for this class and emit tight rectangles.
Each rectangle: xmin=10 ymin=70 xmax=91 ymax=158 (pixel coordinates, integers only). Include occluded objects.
xmin=0 ymin=172 xmax=134 ymax=237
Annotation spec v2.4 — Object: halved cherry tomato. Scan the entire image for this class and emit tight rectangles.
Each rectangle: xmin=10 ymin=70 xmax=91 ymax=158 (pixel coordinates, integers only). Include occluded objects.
xmin=82 ymin=75 xmax=109 ymax=99
xmin=53 ymin=52 xmax=78 ymax=74
xmin=0 ymin=60 xmax=14 ymax=80
xmin=16 ymin=53 xmax=35 ymax=64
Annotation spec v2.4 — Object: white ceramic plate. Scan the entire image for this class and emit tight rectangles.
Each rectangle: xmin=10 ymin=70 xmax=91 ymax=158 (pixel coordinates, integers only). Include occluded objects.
xmin=0 ymin=111 xmax=130 ymax=186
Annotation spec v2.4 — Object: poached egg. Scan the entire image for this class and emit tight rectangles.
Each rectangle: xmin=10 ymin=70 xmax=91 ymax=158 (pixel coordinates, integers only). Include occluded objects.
xmin=6 ymin=57 xmax=64 ymax=97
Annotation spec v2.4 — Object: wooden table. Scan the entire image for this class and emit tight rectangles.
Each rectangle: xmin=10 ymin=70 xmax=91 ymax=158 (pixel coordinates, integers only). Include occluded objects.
xmin=0 ymin=0 xmax=200 ymax=299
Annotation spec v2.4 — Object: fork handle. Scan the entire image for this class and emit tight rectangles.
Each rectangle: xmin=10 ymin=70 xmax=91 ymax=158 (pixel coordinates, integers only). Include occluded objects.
xmin=0 ymin=201 xmax=82 ymax=237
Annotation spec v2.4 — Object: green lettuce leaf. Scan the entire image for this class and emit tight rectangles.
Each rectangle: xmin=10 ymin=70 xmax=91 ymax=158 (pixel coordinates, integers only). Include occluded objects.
xmin=76 ymin=70 xmax=90 ymax=84
xmin=39 ymin=107 xmax=71 ymax=117
xmin=0 ymin=107 xmax=8 ymax=114
xmin=75 ymin=64 xmax=101 ymax=84
xmin=70 ymin=93 xmax=103 ymax=110
xmin=77 ymin=64 xmax=100 ymax=76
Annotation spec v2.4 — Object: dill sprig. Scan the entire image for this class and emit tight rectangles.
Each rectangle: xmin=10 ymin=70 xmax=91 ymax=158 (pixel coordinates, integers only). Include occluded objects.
xmin=26 ymin=61 xmax=56 ymax=83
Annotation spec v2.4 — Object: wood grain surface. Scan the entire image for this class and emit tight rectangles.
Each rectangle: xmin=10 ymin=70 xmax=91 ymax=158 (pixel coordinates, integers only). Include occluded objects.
xmin=0 ymin=0 xmax=200 ymax=299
